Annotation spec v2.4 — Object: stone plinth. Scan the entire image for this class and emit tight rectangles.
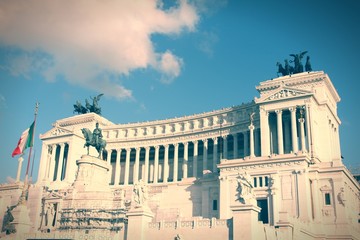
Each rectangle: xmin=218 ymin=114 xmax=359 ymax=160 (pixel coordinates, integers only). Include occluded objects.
xmin=231 ymin=204 xmax=262 ymax=240
xmin=72 ymin=155 xmax=110 ymax=191
xmin=126 ymin=207 xmax=154 ymax=240
xmin=10 ymin=204 xmax=32 ymax=240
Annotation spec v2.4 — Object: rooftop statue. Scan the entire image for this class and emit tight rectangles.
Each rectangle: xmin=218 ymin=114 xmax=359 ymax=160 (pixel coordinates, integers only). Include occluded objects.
xmin=73 ymin=100 xmax=88 ymax=114
xmin=73 ymin=93 xmax=103 ymax=115
xmin=81 ymin=122 xmax=107 ymax=159
xmin=290 ymin=51 xmax=307 ymax=74
xmin=277 ymin=51 xmax=311 ymax=77
xmin=305 ymin=56 xmax=312 ymax=72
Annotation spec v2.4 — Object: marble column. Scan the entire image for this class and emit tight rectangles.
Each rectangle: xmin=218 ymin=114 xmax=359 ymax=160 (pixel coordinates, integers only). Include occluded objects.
xmin=193 ymin=141 xmax=198 ymax=178
xmin=153 ymin=146 xmax=160 ymax=183
xmin=173 ymin=143 xmax=179 ymax=182
xmin=223 ymin=136 xmax=228 ymax=159
xmin=114 ymin=149 xmax=122 ymax=185
xmin=233 ymin=133 xmax=238 ymax=159
xmin=144 ymin=147 xmax=150 ymax=183
xmin=276 ymin=110 xmax=284 ymax=155
xmin=249 ymin=124 xmax=255 ymax=158
xmin=164 ymin=145 xmax=169 ymax=183
xmin=38 ymin=142 xmax=48 ymax=182
xmin=134 ymin=147 xmax=141 ymax=183
xmin=212 ymin=138 xmax=218 ymax=173
xmin=260 ymin=108 xmax=270 ymax=156
xmin=202 ymin=139 xmax=208 ymax=173
xmin=56 ymin=143 xmax=65 ymax=181
xmin=42 ymin=144 xmax=51 ymax=181
xmin=124 ymin=148 xmax=131 ymax=185
xmin=16 ymin=157 xmax=24 ymax=182
xmin=107 ymin=149 xmax=112 ymax=164
xmin=49 ymin=144 xmax=57 ymax=181
xmin=183 ymin=142 xmax=189 ymax=179
xmin=290 ymin=107 xmax=298 ymax=153
xmin=311 ymin=173 xmax=321 ymax=222
xmin=299 ymin=118 xmax=306 ymax=152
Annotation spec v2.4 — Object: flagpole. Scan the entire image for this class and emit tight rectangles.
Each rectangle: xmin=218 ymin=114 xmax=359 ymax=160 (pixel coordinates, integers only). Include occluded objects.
xmin=24 ymin=102 xmax=39 ymax=185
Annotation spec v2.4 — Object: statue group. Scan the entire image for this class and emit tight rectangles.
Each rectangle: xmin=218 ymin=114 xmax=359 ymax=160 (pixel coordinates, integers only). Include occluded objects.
xmin=277 ymin=51 xmax=312 ymax=77
xmin=73 ymin=94 xmax=103 ymax=115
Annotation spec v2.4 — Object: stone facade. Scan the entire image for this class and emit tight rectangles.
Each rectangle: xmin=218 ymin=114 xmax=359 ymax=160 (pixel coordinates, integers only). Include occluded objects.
xmin=1 ymin=71 xmax=359 ymax=240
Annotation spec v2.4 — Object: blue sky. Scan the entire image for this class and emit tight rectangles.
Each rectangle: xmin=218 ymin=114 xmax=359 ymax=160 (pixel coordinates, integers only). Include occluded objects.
xmin=0 ymin=0 xmax=359 ymax=183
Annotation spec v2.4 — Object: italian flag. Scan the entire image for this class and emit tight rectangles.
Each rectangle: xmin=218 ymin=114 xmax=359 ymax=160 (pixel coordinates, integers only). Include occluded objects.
xmin=12 ymin=121 xmax=35 ymax=157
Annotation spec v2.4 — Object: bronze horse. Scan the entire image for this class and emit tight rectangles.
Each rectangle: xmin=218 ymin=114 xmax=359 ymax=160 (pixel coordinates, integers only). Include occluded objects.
xmin=81 ymin=128 xmax=107 ymax=158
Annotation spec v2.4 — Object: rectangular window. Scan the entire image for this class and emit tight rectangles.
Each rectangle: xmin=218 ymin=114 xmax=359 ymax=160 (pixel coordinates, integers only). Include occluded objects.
xmin=253 ymin=177 xmax=257 ymax=188
xmin=213 ymin=200 xmax=218 ymax=211
xmin=259 ymin=177 xmax=263 ymax=187
xmin=264 ymin=176 xmax=269 ymax=186
xmin=257 ymin=199 xmax=269 ymax=224
xmin=325 ymin=193 xmax=331 ymax=205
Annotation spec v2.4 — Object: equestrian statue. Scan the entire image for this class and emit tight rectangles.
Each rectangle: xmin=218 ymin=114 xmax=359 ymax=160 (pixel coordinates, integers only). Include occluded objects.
xmin=81 ymin=122 xmax=107 ymax=159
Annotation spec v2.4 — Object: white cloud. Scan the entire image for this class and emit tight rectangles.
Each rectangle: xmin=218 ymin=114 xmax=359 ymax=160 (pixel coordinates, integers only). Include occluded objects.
xmin=0 ymin=0 xmax=199 ymax=100
xmin=157 ymin=50 xmax=183 ymax=83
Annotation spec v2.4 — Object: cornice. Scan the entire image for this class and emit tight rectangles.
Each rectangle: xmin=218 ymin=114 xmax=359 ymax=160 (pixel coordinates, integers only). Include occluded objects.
xmin=105 ymin=126 xmax=235 ymax=149
xmin=54 ymin=113 xmax=114 ymax=128
xmin=256 ymin=71 xmax=325 ymax=93
xmin=106 ymin=102 xmax=257 ymax=130
xmin=218 ymin=153 xmax=311 ymax=173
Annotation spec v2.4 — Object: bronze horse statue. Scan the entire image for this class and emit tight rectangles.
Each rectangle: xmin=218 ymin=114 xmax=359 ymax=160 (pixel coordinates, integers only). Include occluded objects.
xmin=81 ymin=128 xmax=107 ymax=158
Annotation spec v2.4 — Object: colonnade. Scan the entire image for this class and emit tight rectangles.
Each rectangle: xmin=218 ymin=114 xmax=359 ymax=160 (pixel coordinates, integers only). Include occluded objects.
xmin=260 ymin=107 xmax=308 ymax=156
xmin=107 ymin=130 xmax=259 ymax=185
xmin=40 ymin=143 xmax=69 ymax=182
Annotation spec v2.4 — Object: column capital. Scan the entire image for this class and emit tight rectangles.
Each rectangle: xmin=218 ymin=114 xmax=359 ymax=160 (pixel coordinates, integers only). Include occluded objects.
xmin=183 ymin=142 xmax=189 ymax=147
xmin=298 ymin=118 xmax=305 ymax=123
xmin=192 ymin=140 xmax=198 ymax=145
xmin=144 ymin=146 xmax=150 ymax=151
xmin=275 ymin=109 xmax=283 ymax=115
xmin=155 ymin=145 xmax=160 ymax=150
xmin=164 ymin=144 xmax=169 ymax=149
xmin=125 ymin=148 xmax=132 ymax=152
xmin=289 ymin=107 xmax=297 ymax=112
xmin=173 ymin=143 xmax=179 ymax=148
xmin=135 ymin=147 xmax=141 ymax=152
xmin=212 ymin=137 xmax=218 ymax=144
xmin=221 ymin=134 xmax=229 ymax=139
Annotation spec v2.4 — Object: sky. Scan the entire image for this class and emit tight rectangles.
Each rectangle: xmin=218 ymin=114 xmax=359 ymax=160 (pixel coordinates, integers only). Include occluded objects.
xmin=0 ymin=0 xmax=359 ymax=183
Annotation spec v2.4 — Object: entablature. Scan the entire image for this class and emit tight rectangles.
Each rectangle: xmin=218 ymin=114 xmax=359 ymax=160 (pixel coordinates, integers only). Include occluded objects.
xmin=218 ymin=153 xmax=312 ymax=174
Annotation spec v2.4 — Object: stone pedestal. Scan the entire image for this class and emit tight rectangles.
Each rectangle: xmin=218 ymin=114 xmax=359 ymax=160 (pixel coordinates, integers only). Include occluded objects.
xmin=126 ymin=207 xmax=154 ymax=240
xmin=275 ymin=211 xmax=294 ymax=240
xmin=231 ymin=204 xmax=262 ymax=240
xmin=10 ymin=204 xmax=32 ymax=240
xmin=72 ymin=155 xmax=110 ymax=191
